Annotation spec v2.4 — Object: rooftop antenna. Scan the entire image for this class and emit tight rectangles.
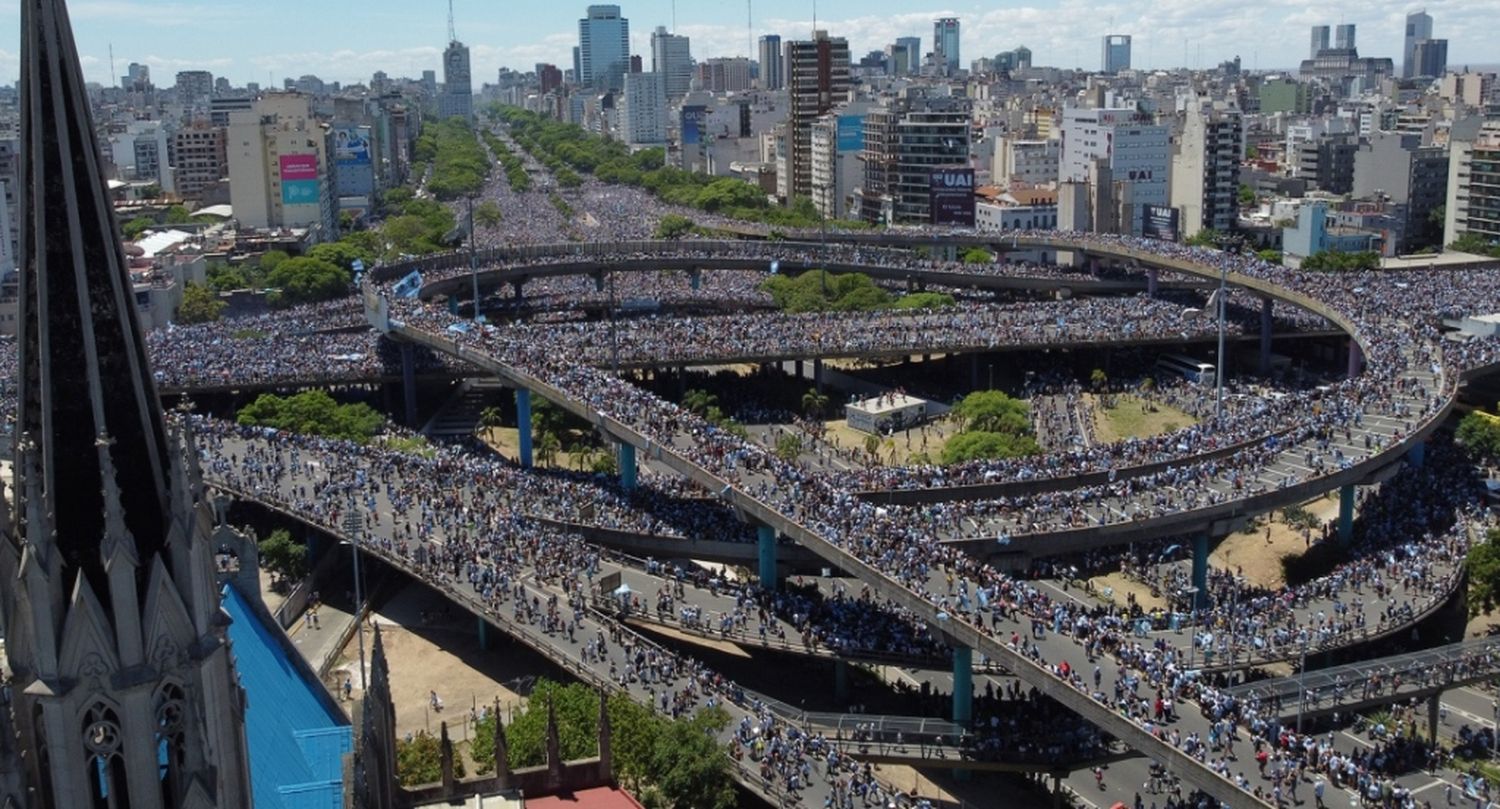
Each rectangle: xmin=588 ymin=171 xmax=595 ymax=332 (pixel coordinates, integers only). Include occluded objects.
xmin=109 ymin=43 xmax=115 ymax=86
xmin=747 ymin=0 xmax=753 ymax=57
xmin=672 ymin=0 xmax=676 ymax=33
xmin=812 ymin=0 xmax=817 ymax=35
xmin=448 ymin=0 xmax=457 ymax=44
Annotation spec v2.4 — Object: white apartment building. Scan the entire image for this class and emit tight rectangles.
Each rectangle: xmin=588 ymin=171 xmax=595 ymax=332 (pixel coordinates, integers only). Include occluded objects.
xmin=1170 ymin=102 xmax=1243 ymax=238
xmin=994 ymin=136 xmax=1059 ymax=187
xmin=619 ymin=72 xmax=668 ymax=146
xmin=227 ymin=93 xmax=337 ymax=236
xmin=1059 ymin=106 xmax=1168 ymax=235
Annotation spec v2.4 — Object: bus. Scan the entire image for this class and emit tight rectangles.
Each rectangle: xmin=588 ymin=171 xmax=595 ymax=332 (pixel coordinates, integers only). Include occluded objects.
xmin=1156 ymin=353 xmax=1217 ymax=386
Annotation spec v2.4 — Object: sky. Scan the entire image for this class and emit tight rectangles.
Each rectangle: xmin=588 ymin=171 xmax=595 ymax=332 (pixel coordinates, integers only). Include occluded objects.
xmin=0 ymin=0 xmax=1495 ymax=89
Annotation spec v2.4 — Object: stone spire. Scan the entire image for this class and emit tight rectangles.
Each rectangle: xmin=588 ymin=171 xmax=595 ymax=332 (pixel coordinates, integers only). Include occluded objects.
xmin=14 ymin=0 xmax=172 ymax=601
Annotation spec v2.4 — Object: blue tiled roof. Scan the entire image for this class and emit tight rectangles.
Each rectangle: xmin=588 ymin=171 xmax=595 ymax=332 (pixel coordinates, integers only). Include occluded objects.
xmin=223 ymin=586 xmax=351 ymax=809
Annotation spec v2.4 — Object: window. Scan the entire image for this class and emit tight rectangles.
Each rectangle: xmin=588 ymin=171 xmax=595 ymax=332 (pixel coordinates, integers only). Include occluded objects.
xmin=83 ymin=703 xmax=127 ymax=809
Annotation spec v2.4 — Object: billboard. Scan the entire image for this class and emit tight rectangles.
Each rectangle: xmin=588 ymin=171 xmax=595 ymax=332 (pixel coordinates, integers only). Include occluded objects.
xmin=279 ymin=153 xmax=320 ymax=205
xmin=1143 ymin=204 xmax=1181 ymax=242
xmin=680 ymin=105 xmax=708 ymax=146
xmin=928 ymin=168 xmax=975 ymax=228
xmin=334 ymin=127 xmax=372 ymax=167
xmin=836 ymin=115 xmax=864 ymax=152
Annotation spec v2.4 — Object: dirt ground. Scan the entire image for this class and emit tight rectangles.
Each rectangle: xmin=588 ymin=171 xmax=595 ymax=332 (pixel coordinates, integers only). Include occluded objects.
xmin=1210 ymin=495 xmax=1341 ymax=589
xmin=1087 ymin=571 xmax=1170 ymax=613
xmin=328 ymin=584 xmax=528 ymax=743
xmin=480 ymin=426 xmax=602 ymax=472
xmin=821 ymin=417 xmax=958 ymax=466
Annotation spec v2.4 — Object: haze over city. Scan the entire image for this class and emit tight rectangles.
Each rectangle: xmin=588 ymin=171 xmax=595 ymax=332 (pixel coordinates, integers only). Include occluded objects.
xmin=0 ymin=0 xmax=1496 ymax=86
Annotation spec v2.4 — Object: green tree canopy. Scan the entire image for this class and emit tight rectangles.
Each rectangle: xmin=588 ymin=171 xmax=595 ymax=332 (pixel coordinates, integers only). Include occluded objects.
xmin=266 ymin=257 xmax=350 ymax=306
xmin=258 ymin=528 xmax=307 ymax=583
xmin=1458 ymin=411 xmax=1500 ymax=459
xmin=655 ymin=214 xmax=695 ymax=239
xmin=177 ymin=281 xmax=225 ymax=324
xmin=1469 ymin=531 xmax=1500 ymax=617
xmin=1300 ymin=249 xmax=1380 ymax=271
xmin=940 ymin=430 xmax=1041 ymax=464
xmin=236 ymin=390 xmax=385 ymax=443
xmin=952 ymin=390 xmax=1031 ymax=434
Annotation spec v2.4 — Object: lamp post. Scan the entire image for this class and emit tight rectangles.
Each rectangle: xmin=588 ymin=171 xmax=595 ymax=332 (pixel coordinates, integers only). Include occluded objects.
xmin=1214 ymin=260 xmax=1227 ymax=424
xmin=467 ymin=196 xmax=481 ymax=321
xmin=1296 ymin=636 xmax=1309 ymax=734
xmin=342 ymin=511 xmax=367 ymax=690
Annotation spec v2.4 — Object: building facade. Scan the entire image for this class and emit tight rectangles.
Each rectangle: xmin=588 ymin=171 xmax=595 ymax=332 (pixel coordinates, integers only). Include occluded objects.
xmin=933 ymin=18 xmax=960 ymax=74
xmin=172 ymin=123 xmax=228 ymax=200
xmin=1102 ymin=34 xmax=1132 ymax=74
xmin=227 ymin=93 xmax=338 ymax=237
xmin=440 ymin=40 xmax=474 ymax=122
xmin=784 ymin=31 xmax=851 ymax=204
xmin=1170 ymin=102 xmax=1243 ymax=238
xmin=758 ymin=35 xmax=783 ymax=90
xmin=650 ymin=26 xmax=693 ymax=100
xmin=1403 ymin=10 xmax=1433 ymax=79
xmin=1444 ymin=120 xmax=1500 ymax=246
xmin=856 ymin=93 xmax=971 ymax=224
xmin=1059 ymin=106 xmax=1169 ymax=235
xmin=619 ymin=72 xmax=668 ymax=146
xmin=579 ymin=4 xmax=631 ymax=91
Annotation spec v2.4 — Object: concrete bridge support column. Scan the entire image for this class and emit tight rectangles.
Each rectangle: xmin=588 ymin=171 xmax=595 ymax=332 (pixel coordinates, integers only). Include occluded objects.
xmin=1259 ymin=298 xmax=1275 ymax=375
xmin=1191 ymin=534 xmax=1210 ymax=611
xmin=618 ymin=444 xmax=637 ymax=491
xmin=794 ymin=360 xmax=805 ymax=379
xmin=833 ymin=659 xmax=849 ymax=704
xmin=477 ymin=619 xmax=490 ymax=651
xmin=448 ymin=296 xmax=460 ymax=315
xmin=1408 ymin=441 xmax=1426 ymax=469
xmin=1147 ymin=267 xmax=1159 ymax=298
xmin=813 ymin=359 xmax=825 ymax=392
xmin=515 ymin=388 xmax=534 ymax=469
xmin=1338 ymin=483 xmax=1356 ymax=543
xmin=951 ymin=646 xmax=973 ymax=726
xmin=970 ymin=354 xmax=980 ymax=390
xmin=689 ymin=268 xmax=702 ymax=290
xmin=401 ymin=342 xmax=419 ymax=427
xmin=1429 ymin=695 xmax=1440 ymax=745
xmin=1347 ymin=340 xmax=1363 ymax=378
xmin=593 ymin=272 xmax=605 ymax=292
xmin=512 ymin=279 xmax=525 ymax=302
xmin=757 ymin=525 xmax=778 ymax=590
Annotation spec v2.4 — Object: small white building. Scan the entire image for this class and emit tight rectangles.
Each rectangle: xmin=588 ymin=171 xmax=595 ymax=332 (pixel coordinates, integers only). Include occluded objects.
xmin=846 ymin=393 xmax=931 ymax=434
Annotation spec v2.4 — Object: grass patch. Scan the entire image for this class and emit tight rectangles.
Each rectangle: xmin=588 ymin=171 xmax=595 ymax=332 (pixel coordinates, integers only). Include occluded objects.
xmin=231 ymin=328 xmax=270 ymax=340
xmin=1093 ymin=395 xmax=1198 ymax=442
xmin=381 ymin=434 xmax=436 ymax=458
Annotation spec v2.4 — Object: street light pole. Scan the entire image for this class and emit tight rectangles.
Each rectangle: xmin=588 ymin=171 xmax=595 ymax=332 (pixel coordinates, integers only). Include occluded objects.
xmin=1296 ymin=640 xmax=1308 ymax=734
xmin=343 ymin=511 xmax=367 ymax=690
xmin=1215 ymin=261 xmax=1227 ymax=425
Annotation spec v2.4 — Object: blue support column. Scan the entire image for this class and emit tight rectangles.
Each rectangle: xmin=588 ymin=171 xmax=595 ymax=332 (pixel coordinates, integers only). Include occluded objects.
xmin=951 ymin=646 xmax=973 ymax=726
xmin=511 ymin=280 xmax=525 ymax=301
xmin=1347 ymin=340 xmax=1363 ymax=379
xmin=594 ymin=272 xmax=605 ymax=292
xmin=1338 ymin=483 xmax=1355 ymax=544
xmin=813 ymin=359 xmax=824 ymax=392
xmin=1192 ymin=534 xmax=1210 ymax=611
xmin=448 ymin=296 xmax=460 ymax=315
xmin=515 ymin=388 xmax=533 ymax=469
xmin=1259 ymin=298 xmax=1274 ymax=375
xmin=618 ymin=443 xmax=637 ymax=491
xmin=1408 ymin=441 xmax=1426 ymax=469
xmin=690 ymin=269 xmax=702 ymax=290
xmin=477 ymin=618 xmax=490 ymax=651
xmin=400 ymin=342 xmax=418 ymax=427
xmin=1147 ymin=267 xmax=1159 ymax=298
xmin=757 ymin=525 xmax=778 ymax=589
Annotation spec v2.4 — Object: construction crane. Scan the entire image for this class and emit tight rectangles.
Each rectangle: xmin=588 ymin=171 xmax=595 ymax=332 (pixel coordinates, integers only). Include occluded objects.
xmin=448 ymin=0 xmax=457 ymax=44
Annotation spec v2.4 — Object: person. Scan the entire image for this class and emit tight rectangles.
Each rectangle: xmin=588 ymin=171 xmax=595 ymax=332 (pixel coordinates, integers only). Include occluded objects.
xmin=1094 ymin=766 xmax=1105 ymax=790
xmin=343 ymin=677 xmax=353 ymax=701
xmin=430 ymin=690 xmax=444 ymax=712
xmin=1314 ymin=777 xmax=1325 ymax=808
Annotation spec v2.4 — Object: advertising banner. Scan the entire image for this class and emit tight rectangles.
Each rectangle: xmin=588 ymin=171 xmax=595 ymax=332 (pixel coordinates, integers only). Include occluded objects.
xmin=928 ymin=167 xmax=975 ymax=228
xmin=279 ymin=153 xmax=319 ymax=180
xmin=1143 ymin=204 xmax=1181 ymax=242
xmin=836 ymin=115 xmax=864 ymax=152
xmin=334 ymin=128 xmax=372 ymax=166
xmin=680 ymin=105 xmax=707 ymax=146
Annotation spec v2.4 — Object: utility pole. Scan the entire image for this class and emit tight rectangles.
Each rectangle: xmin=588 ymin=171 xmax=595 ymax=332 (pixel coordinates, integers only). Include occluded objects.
xmin=468 ymin=196 xmax=480 ymax=320
xmin=1215 ymin=261 xmax=1226 ymax=424
xmin=342 ymin=511 xmax=367 ymax=690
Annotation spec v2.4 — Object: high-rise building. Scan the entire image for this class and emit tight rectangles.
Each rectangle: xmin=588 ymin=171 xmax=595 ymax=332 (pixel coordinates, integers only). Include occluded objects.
xmin=1352 ymin=132 xmax=1449 ymax=251
xmin=537 ymin=63 xmax=564 ymax=94
xmin=174 ymin=69 xmax=214 ymax=103
xmin=1060 ymin=106 xmax=1169 ymax=235
xmin=784 ymin=30 xmax=850 ymax=204
xmin=172 ymin=123 xmax=228 ymax=200
xmin=1403 ymin=10 xmax=1433 ymax=78
xmin=1411 ymin=39 xmax=1447 ymax=79
xmin=1101 ymin=34 xmax=1132 ymax=74
xmin=651 ymin=25 xmax=693 ymax=100
xmin=440 ymin=39 xmax=473 ymax=121
xmin=758 ymin=35 xmax=783 ymax=89
xmin=619 ymin=71 xmax=667 ymax=145
xmin=579 ymin=4 xmax=630 ymax=91
xmin=1444 ymin=120 xmax=1500 ymax=246
xmin=1310 ymin=25 xmax=1330 ymax=58
xmin=227 ymin=93 xmax=338 ymax=236
xmin=1170 ymin=101 xmax=1243 ymax=239
xmin=699 ymin=57 xmax=752 ymax=92
xmin=857 ymin=92 xmax=972 ymax=224
xmin=123 ymin=60 xmax=151 ymax=90
xmin=1335 ymin=23 xmax=1356 ymax=51
xmin=896 ymin=37 xmax=921 ymax=75
xmin=1 ymin=2 xmax=255 ymax=807
xmin=933 ymin=18 xmax=960 ymax=74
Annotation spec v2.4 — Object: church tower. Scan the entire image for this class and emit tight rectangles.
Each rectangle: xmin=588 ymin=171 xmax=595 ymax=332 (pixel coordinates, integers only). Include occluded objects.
xmin=0 ymin=0 xmax=253 ymax=807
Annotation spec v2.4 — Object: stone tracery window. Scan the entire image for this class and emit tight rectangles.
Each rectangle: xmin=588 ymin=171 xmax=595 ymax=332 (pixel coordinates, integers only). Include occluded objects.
xmin=82 ymin=702 xmax=128 ymax=809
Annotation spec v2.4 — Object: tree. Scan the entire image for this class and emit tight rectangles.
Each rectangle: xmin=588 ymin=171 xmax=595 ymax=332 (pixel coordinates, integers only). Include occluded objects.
xmin=1469 ymin=531 xmax=1500 ymax=617
xmin=478 ymin=406 xmax=505 ymax=438
xmin=649 ymin=709 xmax=736 ymax=809
xmin=1185 ymin=229 xmax=1222 ymax=248
xmin=774 ymin=433 xmax=803 ymax=462
xmin=1090 ymin=368 xmax=1109 ymax=391
xmin=655 ymin=214 xmax=695 ymax=239
xmin=960 ymin=247 xmax=993 ymax=264
xmin=537 ymin=431 xmax=563 ymax=468
xmin=1458 ymin=411 xmax=1500 ymax=459
xmin=259 ymin=529 xmax=307 ymax=583
xmin=953 ymin=390 xmax=1031 ymax=434
xmin=237 ymin=390 xmax=386 ymax=443
xmin=176 ymin=282 xmax=225 ymax=324
xmin=1237 ymin=184 xmax=1256 ymax=207
xmin=259 ymin=249 xmax=290 ymax=272
xmin=475 ymin=200 xmax=503 ymax=228
xmin=940 ymin=430 xmax=1041 ymax=464
xmin=801 ymin=388 xmax=830 ymax=420
xmin=122 ymin=216 xmax=155 ymax=240
xmin=1300 ymin=249 xmax=1380 ymax=271
xmin=139 ymin=184 xmax=163 ymax=199
xmin=1256 ymin=249 xmax=1284 ymax=264
xmin=164 ymin=204 xmax=195 ymax=224
xmin=266 ymin=257 xmax=351 ymax=306
xmin=1450 ymin=232 xmax=1500 ymax=259
xmin=307 ymin=240 xmax=377 ymax=274
xmin=396 ymin=732 xmax=465 ymax=786
xmin=682 ymin=389 xmax=719 ymax=416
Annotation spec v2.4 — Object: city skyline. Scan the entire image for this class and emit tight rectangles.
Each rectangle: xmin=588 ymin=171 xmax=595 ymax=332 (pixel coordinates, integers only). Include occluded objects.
xmin=0 ymin=0 xmax=1492 ymax=89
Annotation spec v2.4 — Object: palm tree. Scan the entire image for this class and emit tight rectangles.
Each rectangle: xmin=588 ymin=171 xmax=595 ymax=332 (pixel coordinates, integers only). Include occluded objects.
xmin=683 ymin=388 xmax=718 ymax=415
xmin=802 ymin=388 xmax=830 ymax=420
xmin=478 ymin=406 xmax=505 ymax=440
xmin=537 ymin=431 xmax=562 ymax=468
